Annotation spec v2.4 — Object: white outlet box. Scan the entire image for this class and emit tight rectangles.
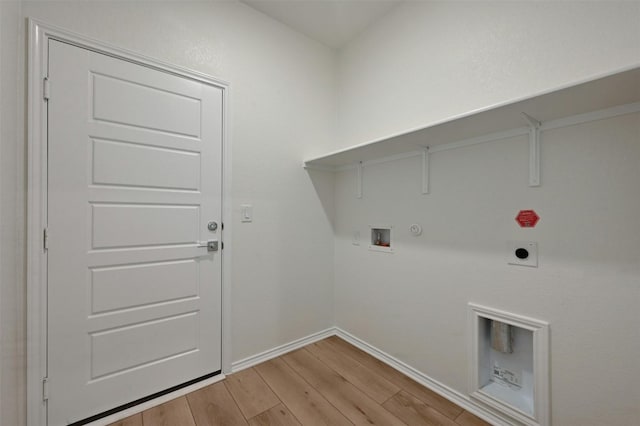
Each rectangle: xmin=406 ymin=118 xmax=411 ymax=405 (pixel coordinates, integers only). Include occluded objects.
xmin=507 ymin=241 xmax=538 ymax=267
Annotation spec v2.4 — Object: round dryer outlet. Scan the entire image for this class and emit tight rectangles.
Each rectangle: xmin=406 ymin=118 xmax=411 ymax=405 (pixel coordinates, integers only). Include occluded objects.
xmin=507 ymin=241 xmax=538 ymax=267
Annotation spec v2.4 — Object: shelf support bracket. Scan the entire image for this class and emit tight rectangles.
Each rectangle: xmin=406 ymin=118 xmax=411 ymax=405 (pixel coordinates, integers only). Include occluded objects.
xmin=421 ymin=147 xmax=430 ymax=194
xmin=523 ymin=113 xmax=541 ymax=187
xmin=356 ymin=161 xmax=363 ymax=199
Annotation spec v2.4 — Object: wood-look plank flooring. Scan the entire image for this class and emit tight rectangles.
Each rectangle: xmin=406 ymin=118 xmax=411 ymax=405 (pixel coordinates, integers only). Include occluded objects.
xmin=109 ymin=337 xmax=491 ymax=426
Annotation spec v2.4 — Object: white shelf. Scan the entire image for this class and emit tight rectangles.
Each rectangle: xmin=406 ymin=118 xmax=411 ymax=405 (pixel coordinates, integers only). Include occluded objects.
xmin=304 ymin=66 xmax=640 ymax=170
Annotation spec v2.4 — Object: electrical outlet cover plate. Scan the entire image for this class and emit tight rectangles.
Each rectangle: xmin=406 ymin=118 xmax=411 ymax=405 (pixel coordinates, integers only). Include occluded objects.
xmin=507 ymin=241 xmax=538 ymax=267
xmin=241 ymin=204 xmax=253 ymax=223
xmin=352 ymin=231 xmax=360 ymax=246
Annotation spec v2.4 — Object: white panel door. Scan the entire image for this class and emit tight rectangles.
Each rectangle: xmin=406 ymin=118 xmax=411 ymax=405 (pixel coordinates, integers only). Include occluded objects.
xmin=47 ymin=40 xmax=223 ymax=425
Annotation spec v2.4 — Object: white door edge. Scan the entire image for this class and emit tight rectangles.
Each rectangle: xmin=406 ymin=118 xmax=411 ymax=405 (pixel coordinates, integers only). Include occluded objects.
xmin=26 ymin=18 xmax=233 ymax=426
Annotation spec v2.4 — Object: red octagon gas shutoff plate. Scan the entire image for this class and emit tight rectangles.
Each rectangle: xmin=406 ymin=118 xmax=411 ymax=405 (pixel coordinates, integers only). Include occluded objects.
xmin=516 ymin=210 xmax=540 ymax=228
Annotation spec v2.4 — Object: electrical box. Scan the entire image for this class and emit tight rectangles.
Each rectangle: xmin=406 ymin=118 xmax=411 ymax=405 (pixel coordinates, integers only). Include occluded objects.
xmin=369 ymin=226 xmax=393 ymax=253
xmin=507 ymin=241 xmax=537 ymax=267
xmin=469 ymin=304 xmax=550 ymax=426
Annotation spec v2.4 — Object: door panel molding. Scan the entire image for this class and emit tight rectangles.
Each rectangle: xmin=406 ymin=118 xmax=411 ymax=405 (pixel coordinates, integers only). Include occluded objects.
xmin=27 ymin=19 xmax=232 ymax=425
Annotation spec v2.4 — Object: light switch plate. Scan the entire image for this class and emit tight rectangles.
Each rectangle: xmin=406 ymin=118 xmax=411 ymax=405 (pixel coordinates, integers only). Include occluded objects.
xmin=507 ymin=241 xmax=538 ymax=267
xmin=241 ymin=204 xmax=252 ymax=223
xmin=352 ymin=231 xmax=360 ymax=246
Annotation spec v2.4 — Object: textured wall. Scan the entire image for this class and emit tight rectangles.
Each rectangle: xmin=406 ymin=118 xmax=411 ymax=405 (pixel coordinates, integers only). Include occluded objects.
xmin=1 ymin=2 xmax=337 ymax=424
xmin=335 ymin=114 xmax=640 ymax=425
xmin=1 ymin=1 xmax=26 ymax=425
xmin=334 ymin=3 xmax=640 ymax=424
xmin=337 ymin=1 xmax=640 ymax=147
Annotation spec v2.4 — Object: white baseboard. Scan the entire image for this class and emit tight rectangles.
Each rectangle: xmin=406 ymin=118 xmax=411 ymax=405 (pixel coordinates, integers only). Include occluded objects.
xmin=334 ymin=327 xmax=515 ymax=426
xmin=87 ymin=373 xmax=226 ymax=426
xmin=231 ymin=327 xmax=335 ymax=372
xmin=90 ymin=326 xmax=515 ymax=426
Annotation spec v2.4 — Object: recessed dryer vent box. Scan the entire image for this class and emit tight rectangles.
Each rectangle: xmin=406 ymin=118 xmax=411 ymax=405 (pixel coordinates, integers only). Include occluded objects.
xmin=468 ymin=304 xmax=550 ymax=426
xmin=508 ymin=241 xmax=538 ymax=267
xmin=369 ymin=226 xmax=393 ymax=253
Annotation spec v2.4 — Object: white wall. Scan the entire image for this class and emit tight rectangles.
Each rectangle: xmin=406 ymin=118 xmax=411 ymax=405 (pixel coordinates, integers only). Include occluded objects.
xmin=0 ymin=2 xmax=337 ymax=424
xmin=334 ymin=2 xmax=640 ymax=425
xmin=0 ymin=1 xmax=26 ymax=425
xmin=3 ymin=1 xmax=640 ymax=425
xmin=335 ymin=115 xmax=640 ymax=425
xmin=337 ymin=1 xmax=640 ymax=147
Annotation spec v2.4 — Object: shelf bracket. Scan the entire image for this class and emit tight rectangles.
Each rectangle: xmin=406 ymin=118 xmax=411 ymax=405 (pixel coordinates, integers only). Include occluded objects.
xmin=421 ymin=147 xmax=430 ymax=194
xmin=356 ymin=161 xmax=363 ymax=199
xmin=523 ymin=113 xmax=541 ymax=187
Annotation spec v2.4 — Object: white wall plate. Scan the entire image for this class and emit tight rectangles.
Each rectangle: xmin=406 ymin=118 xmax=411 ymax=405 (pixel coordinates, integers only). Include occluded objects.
xmin=507 ymin=241 xmax=538 ymax=267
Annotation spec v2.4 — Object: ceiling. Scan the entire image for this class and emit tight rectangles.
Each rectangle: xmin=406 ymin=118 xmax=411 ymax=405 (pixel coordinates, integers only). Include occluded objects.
xmin=241 ymin=0 xmax=402 ymax=49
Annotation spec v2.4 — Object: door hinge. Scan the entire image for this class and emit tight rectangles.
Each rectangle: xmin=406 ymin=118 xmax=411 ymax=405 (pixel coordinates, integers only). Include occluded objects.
xmin=43 ymin=77 xmax=50 ymax=101
xmin=43 ymin=228 xmax=49 ymax=251
xmin=42 ymin=377 xmax=49 ymax=401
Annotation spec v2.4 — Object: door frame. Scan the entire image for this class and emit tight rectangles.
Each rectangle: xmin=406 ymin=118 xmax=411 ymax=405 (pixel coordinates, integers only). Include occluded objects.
xmin=26 ymin=19 xmax=233 ymax=425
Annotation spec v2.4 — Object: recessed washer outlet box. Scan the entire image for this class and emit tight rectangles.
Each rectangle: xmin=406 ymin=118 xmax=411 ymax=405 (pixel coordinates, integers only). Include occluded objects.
xmin=508 ymin=241 xmax=538 ymax=267
xmin=469 ymin=303 xmax=550 ymax=426
xmin=369 ymin=226 xmax=393 ymax=253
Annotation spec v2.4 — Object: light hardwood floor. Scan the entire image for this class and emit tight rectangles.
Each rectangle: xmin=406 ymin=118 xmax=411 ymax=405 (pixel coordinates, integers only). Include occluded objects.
xmin=108 ymin=336 xmax=491 ymax=426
